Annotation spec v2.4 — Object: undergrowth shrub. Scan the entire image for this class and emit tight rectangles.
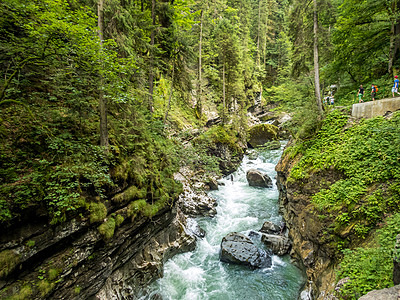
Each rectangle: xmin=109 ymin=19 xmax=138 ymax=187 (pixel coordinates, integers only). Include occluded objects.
xmin=336 ymin=213 xmax=400 ymax=299
xmin=287 ymin=110 xmax=400 ymax=238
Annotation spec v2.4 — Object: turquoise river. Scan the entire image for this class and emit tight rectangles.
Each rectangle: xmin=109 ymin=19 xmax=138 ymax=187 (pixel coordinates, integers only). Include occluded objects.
xmin=146 ymin=144 xmax=306 ymax=299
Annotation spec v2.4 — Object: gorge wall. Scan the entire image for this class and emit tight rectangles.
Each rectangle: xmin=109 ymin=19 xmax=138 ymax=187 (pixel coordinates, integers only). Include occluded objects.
xmin=276 ymin=148 xmax=339 ymax=299
xmin=0 ymin=202 xmax=196 ymax=299
xmin=0 ymin=133 xmax=244 ymax=299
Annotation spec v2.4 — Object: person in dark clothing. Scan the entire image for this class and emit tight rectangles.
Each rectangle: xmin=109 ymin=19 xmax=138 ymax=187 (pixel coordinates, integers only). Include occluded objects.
xmin=371 ymin=84 xmax=376 ymax=101
xmin=357 ymin=85 xmax=364 ymax=103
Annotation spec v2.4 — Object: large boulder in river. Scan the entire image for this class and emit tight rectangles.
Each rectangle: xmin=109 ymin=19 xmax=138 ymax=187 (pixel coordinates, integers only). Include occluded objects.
xmin=246 ymin=169 xmax=273 ymax=188
xmin=219 ymin=232 xmax=272 ymax=268
xmin=261 ymin=233 xmax=292 ymax=256
xmin=260 ymin=221 xmax=281 ymax=235
xmin=247 ymin=124 xmax=278 ymax=148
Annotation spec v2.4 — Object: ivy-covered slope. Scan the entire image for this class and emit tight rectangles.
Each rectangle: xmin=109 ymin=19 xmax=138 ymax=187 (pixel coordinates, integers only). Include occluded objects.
xmin=277 ymin=110 xmax=400 ymax=299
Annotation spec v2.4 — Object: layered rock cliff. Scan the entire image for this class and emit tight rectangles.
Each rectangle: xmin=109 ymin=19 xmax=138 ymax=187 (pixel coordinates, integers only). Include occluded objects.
xmin=276 ymin=142 xmax=343 ymax=299
xmin=0 ymin=201 xmax=198 ymax=300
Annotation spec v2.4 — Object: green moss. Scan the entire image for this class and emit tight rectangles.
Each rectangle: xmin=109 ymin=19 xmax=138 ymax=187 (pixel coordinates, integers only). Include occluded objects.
xmin=112 ymin=186 xmax=139 ymax=203
xmin=0 ymin=250 xmax=20 ymax=279
xmin=37 ymin=280 xmax=55 ymax=297
xmin=247 ymin=123 xmax=278 ymax=148
xmin=335 ymin=213 xmax=400 ymax=298
xmin=248 ymin=123 xmax=278 ymax=138
xmin=89 ymin=202 xmax=107 ymax=223
xmin=98 ymin=218 xmax=116 ymax=240
xmin=115 ymin=214 xmax=124 ymax=227
xmin=142 ymin=204 xmax=159 ymax=218
xmin=26 ymin=240 xmax=35 ymax=248
xmin=74 ymin=286 xmax=81 ymax=294
xmin=47 ymin=268 xmax=61 ymax=281
xmin=127 ymin=199 xmax=147 ymax=218
xmin=194 ymin=125 xmax=244 ymax=162
xmin=8 ymin=285 xmax=32 ymax=300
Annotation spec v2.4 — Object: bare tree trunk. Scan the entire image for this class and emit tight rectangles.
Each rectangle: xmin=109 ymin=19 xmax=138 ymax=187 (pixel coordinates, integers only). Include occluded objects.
xmin=389 ymin=20 xmax=395 ymax=74
xmin=389 ymin=1 xmax=399 ymax=74
xmin=263 ymin=0 xmax=269 ymax=67
xmin=222 ymin=61 xmax=226 ymax=124
xmin=257 ymin=0 xmax=261 ymax=67
xmin=148 ymin=0 xmax=156 ymax=113
xmin=98 ymin=0 xmax=109 ymax=151
xmin=164 ymin=62 xmax=175 ymax=124
xmin=196 ymin=9 xmax=204 ymax=117
xmin=313 ymin=0 xmax=323 ymax=115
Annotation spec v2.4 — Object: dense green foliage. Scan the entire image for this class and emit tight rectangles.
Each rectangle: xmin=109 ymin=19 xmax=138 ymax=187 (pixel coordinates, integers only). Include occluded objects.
xmin=1 ymin=0 xmax=400 ymax=297
xmin=286 ymin=110 xmax=400 ymax=296
xmin=335 ymin=213 xmax=400 ymax=299
xmin=2 ymin=0 xmax=286 ymax=227
xmin=0 ymin=0 xmax=194 ymax=226
xmin=289 ymin=110 xmax=400 ymax=237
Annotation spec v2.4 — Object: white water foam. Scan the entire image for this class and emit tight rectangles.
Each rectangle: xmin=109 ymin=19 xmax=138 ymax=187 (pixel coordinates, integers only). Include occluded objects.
xmin=147 ymin=143 xmax=306 ymax=299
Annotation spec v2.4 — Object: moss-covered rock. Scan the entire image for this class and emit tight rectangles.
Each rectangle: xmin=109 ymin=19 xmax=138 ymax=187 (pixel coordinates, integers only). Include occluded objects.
xmin=247 ymin=124 xmax=278 ymax=148
xmin=0 ymin=249 xmax=20 ymax=279
xmin=194 ymin=125 xmax=246 ymax=175
xmin=98 ymin=218 xmax=116 ymax=241
xmin=112 ymin=186 xmax=147 ymax=204
xmin=89 ymin=202 xmax=107 ymax=223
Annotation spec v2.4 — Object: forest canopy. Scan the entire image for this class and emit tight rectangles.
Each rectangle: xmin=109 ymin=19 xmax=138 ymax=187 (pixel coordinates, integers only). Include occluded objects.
xmin=0 ymin=0 xmax=399 ymax=232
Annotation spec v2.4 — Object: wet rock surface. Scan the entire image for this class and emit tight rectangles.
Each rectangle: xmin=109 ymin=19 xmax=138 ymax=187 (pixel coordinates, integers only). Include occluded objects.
xmin=175 ymin=169 xmax=218 ymax=217
xmin=261 ymin=233 xmax=292 ymax=256
xmin=219 ymin=232 xmax=272 ymax=269
xmin=260 ymin=221 xmax=282 ymax=235
xmin=0 ymin=205 xmax=196 ymax=300
xmin=246 ymin=169 xmax=273 ymax=188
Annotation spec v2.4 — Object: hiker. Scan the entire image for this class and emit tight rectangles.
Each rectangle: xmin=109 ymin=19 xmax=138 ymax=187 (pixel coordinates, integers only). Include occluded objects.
xmin=357 ymin=85 xmax=364 ymax=103
xmin=371 ymin=84 xmax=376 ymax=101
xmin=329 ymin=96 xmax=334 ymax=105
xmin=392 ymin=75 xmax=400 ymax=97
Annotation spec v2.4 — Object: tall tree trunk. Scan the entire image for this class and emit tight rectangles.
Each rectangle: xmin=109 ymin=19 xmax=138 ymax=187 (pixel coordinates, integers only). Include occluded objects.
xmin=98 ymin=0 xmax=109 ymax=150
xmin=164 ymin=62 xmax=175 ymax=124
xmin=389 ymin=20 xmax=395 ymax=74
xmin=148 ymin=0 xmax=156 ymax=113
xmin=313 ymin=0 xmax=323 ymax=115
xmin=196 ymin=9 xmax=204 ymax=117
xmin=222 ymin=61 xmax=226 ymax=124
xmin=257 ymin=0 xmax=261 ymax=67
xmin=263 ymin=0 xmax=269 ymax=68
xmin=389 ymin=1 xmax=399 ymax=74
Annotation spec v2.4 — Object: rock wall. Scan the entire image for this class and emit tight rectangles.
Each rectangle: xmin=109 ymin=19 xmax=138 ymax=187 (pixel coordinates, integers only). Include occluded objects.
xmin=276 ymin=144 xmax=342 ymax=299
xmin=0 ymin=204 xmax=196 ymax=300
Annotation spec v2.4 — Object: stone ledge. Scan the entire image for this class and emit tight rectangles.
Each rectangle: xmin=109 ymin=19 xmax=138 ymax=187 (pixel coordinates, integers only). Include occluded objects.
xmin=352 ymin=97 xmax=400 ymax=119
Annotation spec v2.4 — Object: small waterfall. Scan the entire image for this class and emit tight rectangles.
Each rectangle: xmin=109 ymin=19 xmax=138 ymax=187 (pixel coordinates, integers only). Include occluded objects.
xmin=146 ymin=144 xmax=306 ymax=299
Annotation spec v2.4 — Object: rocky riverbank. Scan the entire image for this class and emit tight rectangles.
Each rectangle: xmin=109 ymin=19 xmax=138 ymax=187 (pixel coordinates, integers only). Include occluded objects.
xmin=276 ymin=148 xmax=339 ymax=299
xmin=0 ymin=141 xmax=242 ymax=299
xmin=0 ymin=105 xmax=292 ymax=299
